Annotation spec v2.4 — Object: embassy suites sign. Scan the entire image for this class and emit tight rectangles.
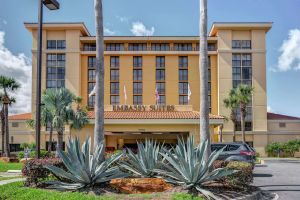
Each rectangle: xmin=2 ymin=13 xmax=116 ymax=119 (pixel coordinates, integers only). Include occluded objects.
xmin=113 ymin=105 xmax=176 ymax=112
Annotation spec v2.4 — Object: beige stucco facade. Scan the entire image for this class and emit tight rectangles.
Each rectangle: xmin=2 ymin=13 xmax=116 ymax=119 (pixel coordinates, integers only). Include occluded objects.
xmin=4 ymin=22 xmax=300 ymax=157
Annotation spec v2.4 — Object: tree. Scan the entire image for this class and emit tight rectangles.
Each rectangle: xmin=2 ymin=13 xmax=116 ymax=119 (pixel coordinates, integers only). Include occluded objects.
xmin=42 ymin=88 xmax=89 ymax=152
xmin=0 ymin=76 xmax=20 ymax=157
xmin=234 ymin=84 xmax=254 ymax=143
xmin=0 ymin=96 xmax=4 ymax=155
xmin=94 ymin=0 xmax=105 ymax=159
xmin=26 ymin=107 xmax=54 ymax=153
xmin=199 ymin=0 xmax=210 ymax=161
xmin=223 ymin=89 xmax=239 ymax=142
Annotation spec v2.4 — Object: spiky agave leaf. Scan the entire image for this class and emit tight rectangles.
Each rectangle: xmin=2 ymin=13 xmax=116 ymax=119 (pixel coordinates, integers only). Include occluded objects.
xmin=155 ymin=137 xmax=237 ymax=200
xmin=45 ymin=137 xmax=127 ymax=191
xmin=120 ymin=139 xmax=163 ymax=177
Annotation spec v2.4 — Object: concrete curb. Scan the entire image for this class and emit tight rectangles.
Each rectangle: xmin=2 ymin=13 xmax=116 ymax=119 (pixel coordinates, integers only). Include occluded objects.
xmin=0 ymin=178 xmax=25 ymax=186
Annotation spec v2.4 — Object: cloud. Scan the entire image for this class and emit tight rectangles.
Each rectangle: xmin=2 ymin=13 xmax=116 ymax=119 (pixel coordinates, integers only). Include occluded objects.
xmin=276 ymin=29 xmax=300 ymax=72
xmin=104 ymin=27 xmax=116 ymax=36
xmin=116 ymin=16 xmax=129 ymax=23
xmin=130 ymin=22 xmax=155 ymax=36
xmin=267 ymin=105 xmax=273 ymax=113
xmin=0 ymin=31 xmax=31 ymax=114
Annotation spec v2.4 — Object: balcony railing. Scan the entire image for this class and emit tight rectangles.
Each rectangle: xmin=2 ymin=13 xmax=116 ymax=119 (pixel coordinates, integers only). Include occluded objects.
xmin=81 ymin=46 xmax=218 ymax=52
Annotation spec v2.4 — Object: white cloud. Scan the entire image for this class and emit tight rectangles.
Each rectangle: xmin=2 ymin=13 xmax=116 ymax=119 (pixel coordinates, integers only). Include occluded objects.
xmin=104 ymin=27 xmax=116 ymax=36
xmin=130 ymin=22 xmax=155 ymax=36
xmin=0 ymin=31 xmax=31 ymax=114
xmin=267 ymin=105 xmax=273 ymax=113
xmin=116 ymin=16 xmax=129 ymax=23
xmin=276 ymin=29 xmax=300 ymax=72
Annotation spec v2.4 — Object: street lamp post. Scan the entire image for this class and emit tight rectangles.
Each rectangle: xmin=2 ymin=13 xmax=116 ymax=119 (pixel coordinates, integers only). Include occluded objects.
xmin=35 ymin=0 xmax=59 ymax=158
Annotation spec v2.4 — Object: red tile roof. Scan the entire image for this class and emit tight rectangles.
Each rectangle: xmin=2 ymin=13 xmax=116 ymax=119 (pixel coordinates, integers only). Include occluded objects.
xmin=267 ymin=112 xmax=300 ymax=120
xmin=9 ymin=112 xmax=224 ymax=120
xmin=87 ymin=111 xmax=224 ymax=120
xmin=8 ymin=113 xmax=32 ymax=120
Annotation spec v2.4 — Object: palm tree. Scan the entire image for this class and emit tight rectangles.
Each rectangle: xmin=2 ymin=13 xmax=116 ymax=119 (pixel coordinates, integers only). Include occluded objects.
xmin=223 ymin=89 xmax=239 ymax=142
xmin=26 ymin=107 xmax=54 ymax=153
xmin=0 ymin=97 xmax=4 ymax=155
xmin=0 ymin=76 xmax=20 ymax=157
xmin=42 ymin=88 xmax=89 ymax=152
xmin=94 ymin=0 xmax=105 ymax=159
xmin=234 ymin=84 xmax=254 ymax=143
xmin=199 ymin=0 xmax=210 ymax=161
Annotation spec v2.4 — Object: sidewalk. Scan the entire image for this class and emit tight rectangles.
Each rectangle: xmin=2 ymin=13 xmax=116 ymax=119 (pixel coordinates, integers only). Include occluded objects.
xmin=0 ymin=178 xmax=25 ymax=186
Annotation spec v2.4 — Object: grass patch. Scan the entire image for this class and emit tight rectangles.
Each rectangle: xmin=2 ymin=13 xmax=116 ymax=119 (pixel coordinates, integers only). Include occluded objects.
xmin=0 ymin=182 xmax=204 ymax=200
xmin=0 ymin=161 xmax=23 ymax=172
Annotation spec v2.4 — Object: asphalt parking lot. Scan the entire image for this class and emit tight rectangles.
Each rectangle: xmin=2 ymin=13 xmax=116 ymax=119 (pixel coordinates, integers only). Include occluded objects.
xmin=254 ymin=159 xmax=300 ymax=200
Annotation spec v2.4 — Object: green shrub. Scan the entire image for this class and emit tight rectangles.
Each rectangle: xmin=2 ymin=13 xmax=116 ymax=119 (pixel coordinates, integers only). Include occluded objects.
xmin=22 ymin=158 xmax=65 ymax=187
xmin=223 ymin=161 xmax=253 ymax=188
xmin=17 ymin=150 xmax=53 ymax=161
xmin=266 ymin=140 xmax=300 ymax=157
xmin=172 ymin=193 xmax=204 ymax=200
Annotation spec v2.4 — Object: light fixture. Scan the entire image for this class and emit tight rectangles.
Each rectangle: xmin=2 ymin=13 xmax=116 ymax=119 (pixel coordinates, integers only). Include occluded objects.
xmin=43 ymin=0 xmax=60 ymax=10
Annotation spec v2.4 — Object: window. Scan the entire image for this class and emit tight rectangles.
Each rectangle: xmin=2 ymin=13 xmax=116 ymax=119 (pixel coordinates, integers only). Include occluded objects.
xmin=11 ymin=122 xmax=19 ymax=127
xmin=88 ymin=95 xmax=95 ymax=108
xmin=110 ymin=56 xmax=119 ymax=68
xmin=151 ymin=43 xmax=170 ymax=51
xmin=156 ymin=83 xmax=165 ymax=94
xmin=232 ymin=40 xmax=251 ymax=49
xmin=156 ymin=70 xmax=165 ymax=81
xmin=110 ymin=96 xmax=120 ymax=105
xmin=47 ymin=40 xmax=56 ymax=49
xmin=9 ymin=144 xmax=21 ymax=152
xmin=174 ymin=43 xmax=192 ymax=51
xmin=158 ymin=95 xmax=165 ymax=105
xmin=83 ymin=43 xmax=96 ymax=51
xmin=179 ymin=83 xmax=188 ymax=95
xmin=46 ymin=53 xmax=65 ymax=88
xmin=128 ymin=43 xmax=147 ymax=51
xmin=133 ymin=69 xmax=142 ymax=81
xmin=279 ymin=122 xmax=286 ymax=128
xmin=88 ymin=82 xmax=95 ymax=94
xmin=110 ymin=70 xmax=119 ymax=81
xmin=110 ymin=82 xmax=119 ymax=94
xmin=179 ymin=70 xmax=188 ymax=81
xmin=179 ymin=95 xmax=188 ymax=105
xmin=106 ymin=43 xmax=124 ymax=51
xmin=133 ymin=56 xmax=142 ymax=68
xmin=133 ymin=95 xmax=143 ymax=105
xmin=232 ymin=54 xmax=252 ymax=88
xmin=133 ymin=82 xmax=143 ymax=94
xmin=57 ymin=40 xmax=66 ymax=49
xmin=88 ymin=56 xmax=96 ymax=68
xmin=179 ymin=56 xmax=188 ymax=68
xmin=88 ymin=70 xmax=96 ymax=81
xmin=156 ymin=56 xmax=165 ymax=68
xmin=208 ymin=43 xmax=216 ymax=51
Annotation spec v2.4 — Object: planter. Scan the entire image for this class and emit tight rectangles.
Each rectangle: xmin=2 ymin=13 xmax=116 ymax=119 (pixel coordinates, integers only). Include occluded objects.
xmin=110 ymin=178 xmax=172 ymax=194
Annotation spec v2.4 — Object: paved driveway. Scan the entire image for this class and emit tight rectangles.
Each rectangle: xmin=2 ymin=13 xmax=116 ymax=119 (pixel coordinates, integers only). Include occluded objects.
xmin=254 ymin=159 xmax=300 ymax=200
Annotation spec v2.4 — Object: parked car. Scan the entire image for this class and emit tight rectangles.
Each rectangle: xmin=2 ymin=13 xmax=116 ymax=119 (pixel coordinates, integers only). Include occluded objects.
xmin=211 ymin=142 xmax=256 ymax=167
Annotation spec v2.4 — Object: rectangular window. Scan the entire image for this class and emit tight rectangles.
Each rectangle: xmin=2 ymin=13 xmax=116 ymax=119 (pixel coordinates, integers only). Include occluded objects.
xmin=232 ymin=40 xmax=251 ymax=49
xmin=110 ymin=56 xmax=119 ymax=68
xmin=179 ymin=56 xmax=188 ymax=68
xmin=156 ymin=56 xmax=165 ymax=68
xmin=88 ymin=95 xmax=95 ymax=108
xmin=46 ymin=53 xmax=65 ymax=88
xmin=208 ymin=43 xmax=216 ymax=51
xmin=57 ymin=40 xmax=66 ymax=49
xmin=110 ymin=70 xmax=119 ymax=81
xmin=106 ymin=43 xmax=124 ymax=51
xmin=151 ymin=43 xmax=170 ymax=51
xmin=133 ymin=82 xmax=143 ymax=94
xmin=110 ymin=82 xmax=119 ymax=95
xmin=156 ymin=83 xmax=165 ymax=94
xmin=128 ymin=43 xmax=147 ymax=51
xmin=47 ymin=40 xmax=56 ymax=49
xmin=279 ymin=122 xmax=286 ymax=128
xmin=88 ymin=70 xmax=96 ymax=81
xmin=133 ymin=56 xmax=142 ymax=68
xmin=83 ymin=43 xmax=96 ymax=51
xmin=133 ymin=69 xmax=142 ymax=81
xmin=133 ymin=95 xmax=143 ymax=105
xmin=11 ymin=122 xmax=19 ymax=127
xmin=88 ymin=56 xmax=96 ymax=68
xmin=179 ymin=70 xmax=188 ymax=81
xmin=88 ymin=82 xmax=95 ymax=94
xmin=156 ymin=70 xmax=165 ymax=81
xmin=179 ymin=82 xmax=188 ymax=95
xmin=158 ymin=95 xmax=166 ymax=105
xmin=174 ymin=43 xmax=192 ymax=51
xmin=179 ymin=95 xmax=188 ymax=105
xmin=110 ymin=95 xmax=120 ymax=105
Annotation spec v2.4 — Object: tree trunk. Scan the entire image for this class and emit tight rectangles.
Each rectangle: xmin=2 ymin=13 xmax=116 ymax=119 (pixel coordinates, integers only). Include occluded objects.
xmin=48 ymin=126 xmax=53 ymax=153
xmin=94 ymin=0 xmax=105 ymax=159
xmin=1 ymin=107 xmax=4 ymax=155
xmin=199 ymin=0 xmax=210 ymax=161
xmin=219 ymin=124 xmax=223 ymax=142
xmin=240 ymin=104 xmax=246 ymax=143
xmin=4 ymin=104 xmax=10 ymax=157
xmin=230 ymin=110 xmax=236 ymax=142
xmin=57 ymin=130 xmax=63 ymax=153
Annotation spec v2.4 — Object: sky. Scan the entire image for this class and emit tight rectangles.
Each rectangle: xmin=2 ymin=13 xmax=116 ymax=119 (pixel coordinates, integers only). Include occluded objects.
xmin=0 ymin=0 xmax=300 ymax=116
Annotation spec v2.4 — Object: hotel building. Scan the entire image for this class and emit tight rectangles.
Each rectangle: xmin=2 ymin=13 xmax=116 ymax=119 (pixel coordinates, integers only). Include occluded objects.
xmin=3 ymin=22 xmax=300 ymax=156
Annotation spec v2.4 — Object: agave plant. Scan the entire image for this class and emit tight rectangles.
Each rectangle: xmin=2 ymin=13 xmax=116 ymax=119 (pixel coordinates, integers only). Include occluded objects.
xmin=46 ymin=137 xmax=127 ymax=190
xmin=120 ymin=139 xmax=163 ymax=177
xmin=155 ymin=137 xmax=236 ymax=200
